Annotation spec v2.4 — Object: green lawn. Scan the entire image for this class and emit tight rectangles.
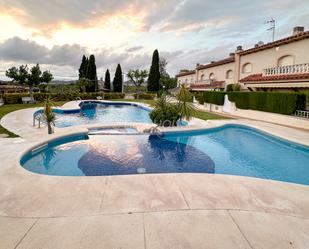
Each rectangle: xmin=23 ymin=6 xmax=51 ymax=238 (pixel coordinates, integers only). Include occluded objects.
xmin=111 ymin=99 xmax=231 ymax=120
xmin=0 ymin=101 xmax=67 ymax=137
xmin=194 ymin=109 xmax=232 ymax=120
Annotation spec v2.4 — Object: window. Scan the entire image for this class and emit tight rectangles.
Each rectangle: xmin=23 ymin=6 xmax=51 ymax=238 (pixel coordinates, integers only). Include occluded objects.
xmin=209 ymin=73 xmax=215 ymax=80
xmin=242 ymin=63 xmax=252 ymax=73
xmin=226 ymin=70 xmax=233 ymax=79
xmin=200 ymin=74 xmax=205 ymax=81
xmin=278 ymin=55 xmax=294 ymax=67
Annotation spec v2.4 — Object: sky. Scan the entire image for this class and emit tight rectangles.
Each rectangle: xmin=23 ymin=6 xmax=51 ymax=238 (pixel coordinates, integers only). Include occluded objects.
xmin=0 ymin=0 xmax=309 ymax=81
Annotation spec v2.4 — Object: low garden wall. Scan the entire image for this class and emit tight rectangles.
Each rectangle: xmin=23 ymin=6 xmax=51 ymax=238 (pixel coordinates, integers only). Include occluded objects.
xmin=197 ymin=91 xmax=309 ymax=130
xmin=229 ymin=108 xmax=309 ymax=130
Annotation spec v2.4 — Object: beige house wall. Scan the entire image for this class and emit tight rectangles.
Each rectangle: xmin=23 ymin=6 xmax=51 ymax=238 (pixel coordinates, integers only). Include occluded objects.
xmin=239 ymin=39 xmax=309 ymax=80
xmin=177 ymin=73 xmax=196 ymax=87
xmin=197 ymin=62 xmax=235 ymax=85
xmin=176 ymin=36 xmax=309 ymax=90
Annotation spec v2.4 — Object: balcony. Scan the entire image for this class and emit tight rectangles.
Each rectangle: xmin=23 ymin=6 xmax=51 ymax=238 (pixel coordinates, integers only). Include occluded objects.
xmin=194 ymin=79 xmax=215 ymax=84
xmin=263 ymin=63 xmax=309 ymax=76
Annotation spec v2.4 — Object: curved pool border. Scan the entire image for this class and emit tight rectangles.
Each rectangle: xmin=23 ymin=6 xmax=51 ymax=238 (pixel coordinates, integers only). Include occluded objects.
xmin=33 ymin=100 xmax=153 ymax=121
xmin=1 ymin=104 xmax=309 ymax=222
xmin=19 ymin=122 xmax=309 ymax=185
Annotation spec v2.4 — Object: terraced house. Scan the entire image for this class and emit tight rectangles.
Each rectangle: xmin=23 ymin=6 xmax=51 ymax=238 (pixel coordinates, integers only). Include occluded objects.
xmin=176 ymin=26 xmax=309 ymax=92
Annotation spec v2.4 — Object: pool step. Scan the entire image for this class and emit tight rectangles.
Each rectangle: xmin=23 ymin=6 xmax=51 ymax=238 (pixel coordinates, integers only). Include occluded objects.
xmin=31 ymin=143 xmax=48 ymax=155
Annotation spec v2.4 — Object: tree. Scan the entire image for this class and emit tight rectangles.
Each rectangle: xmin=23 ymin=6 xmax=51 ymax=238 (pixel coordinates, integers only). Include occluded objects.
xmin=6 ymin=64 xmax=53 ymax=100
xmin=43 ymin=97 xmax=56 ymax=134
xmin=104 ymin=69 xmax=111 ymax=91
xmin=176 ymin=84 xmax=196 ymax=121
xmin=113 ymin=64 xmax=123 ymax=92
xmin=76 ymin=78 xmax=91 ymax=93
xmin=159 ymin=58 xmax=168 ymax=77
xmin=147 ymin=49 xmax=160 ymax=92
xmin=85 ymin=54 xmax=98 ymax=92
xmin=127 ymin=69 xmax=148 ymax=99
xmin=158 ymin=57 xmax=177 ymax=92
xmin=78 ymin=55 xmax=88 ymax=79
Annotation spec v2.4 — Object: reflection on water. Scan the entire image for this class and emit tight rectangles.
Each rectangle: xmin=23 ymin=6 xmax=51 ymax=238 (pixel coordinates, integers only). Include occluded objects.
xmin=77 ymin=135 xmax=215 ymax=176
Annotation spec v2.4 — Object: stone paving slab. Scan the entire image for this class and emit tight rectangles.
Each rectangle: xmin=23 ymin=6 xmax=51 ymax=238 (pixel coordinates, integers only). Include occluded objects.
xmin=229 ymin=210 xmax=309 ymax=249
xmin=144 ymin=210 xmax=251 ymax=249
xmin=15 ymin=213 xmax=144 ymax=249
xmin=0 ymin=217 xmax=36 ymax=249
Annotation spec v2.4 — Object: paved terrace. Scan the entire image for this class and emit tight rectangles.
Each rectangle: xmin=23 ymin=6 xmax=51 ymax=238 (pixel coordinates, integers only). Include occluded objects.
xmin=0 ymin=100 xmax=309 ymax=249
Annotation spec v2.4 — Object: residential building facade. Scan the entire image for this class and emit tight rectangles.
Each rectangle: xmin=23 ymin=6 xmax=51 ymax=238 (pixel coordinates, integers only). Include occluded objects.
xmin=176 ymin=26 xmax=309 ymax=92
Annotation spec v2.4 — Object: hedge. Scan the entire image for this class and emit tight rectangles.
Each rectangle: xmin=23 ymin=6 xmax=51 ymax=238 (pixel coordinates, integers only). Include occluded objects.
xmin=2 ymin=92 xmax=125 ymax=104
xmin=133 ymin=93 xmax=156 ymax=100
xmin=228 ymin=92 xmax=306 ymax=115
xmin=201 ymin=92 xmax=226 ymax=106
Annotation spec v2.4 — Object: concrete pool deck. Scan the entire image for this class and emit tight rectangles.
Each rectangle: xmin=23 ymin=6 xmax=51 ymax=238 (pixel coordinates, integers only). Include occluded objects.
xmin=0 ymin=101 xmax=309 ymax=248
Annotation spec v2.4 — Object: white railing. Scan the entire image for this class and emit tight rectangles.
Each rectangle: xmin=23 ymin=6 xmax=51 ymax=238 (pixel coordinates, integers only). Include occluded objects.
xmin=263 ymin=63 xmax=309 ymax=76
xmin=194 ymin=79 xmax=215 ymax=84
xmin=295 ymin=110 xmax=309 ymax=119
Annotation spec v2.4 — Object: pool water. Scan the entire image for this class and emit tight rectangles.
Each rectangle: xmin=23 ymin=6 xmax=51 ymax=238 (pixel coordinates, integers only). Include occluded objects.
xmin=54 ymin=102 xmax=153 ymax=127
xmin=20 ymin=125 xmax=309 ymax=185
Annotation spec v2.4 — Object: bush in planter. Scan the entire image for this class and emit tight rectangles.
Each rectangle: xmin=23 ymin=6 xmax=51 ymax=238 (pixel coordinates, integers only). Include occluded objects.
xmin=149 ymin=94 xmax=179 ymax=126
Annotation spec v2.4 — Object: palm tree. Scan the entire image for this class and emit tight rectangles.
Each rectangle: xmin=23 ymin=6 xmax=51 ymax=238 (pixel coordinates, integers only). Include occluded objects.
xmin=176 ymin=84 xmax=197 ymax=121
xmin=43 ymin=97 xmax=56 ymax=134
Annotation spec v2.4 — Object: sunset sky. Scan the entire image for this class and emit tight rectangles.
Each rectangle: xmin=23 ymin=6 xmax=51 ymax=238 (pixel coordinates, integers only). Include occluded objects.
xmin=0 ymin=0 xmax=309 ymax=80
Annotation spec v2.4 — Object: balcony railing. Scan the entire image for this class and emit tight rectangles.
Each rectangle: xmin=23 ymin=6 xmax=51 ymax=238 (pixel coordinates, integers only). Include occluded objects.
xmin=263 ymin=63 xmax=309 ymax=76
xmin=194 ymin=79 xmax=215 ymax=84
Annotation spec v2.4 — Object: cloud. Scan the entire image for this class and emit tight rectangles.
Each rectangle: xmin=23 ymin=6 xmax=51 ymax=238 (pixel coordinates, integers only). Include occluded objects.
xmin=0 ymin=37 xmax=86 ymax=66
xmin=125 ymin=46 xmax=144 ymax=53
xmin=1 ymin=0 xmax=309 ymax=80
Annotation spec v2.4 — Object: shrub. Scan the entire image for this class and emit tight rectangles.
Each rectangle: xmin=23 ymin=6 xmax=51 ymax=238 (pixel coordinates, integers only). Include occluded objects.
xmin=149 ymin=94 xmax=179 ymax=126
xmin=226 ymin=84 xmax=241 ymax=92
xmin=103 ymin=93 xmax=125 ymax=99
xmin=226 ymin=84 xmax=234 ymax=92
xmin=133 ymin=93 xmax=156 ymax=100
xmin=196 ymin=93 xmax=204 ymax=105
xmin=202 ymin=92 xmax=226 ymax=105
xmin=149 ymin=104 xmax=179 ymax=126
xmin=228 ymin=92 xmax=306 ymax=115
xmin=2 ymin=92 xmax=125 ymax=104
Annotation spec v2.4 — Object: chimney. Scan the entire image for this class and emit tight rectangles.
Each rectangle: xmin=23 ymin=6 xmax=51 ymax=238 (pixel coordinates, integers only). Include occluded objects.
xmin=236 ymin=45 xmax=243 ymax=52
xmin=254 ymin=44 xmax=259 ymax=48
xmin=196 ymin=63 xmax=200 ymax=67
xmin=293 ymin=26 xmax=304 ymax=36
xmin=211 ymin=61 xmax=215 ymax=64
xmin=229 ymin=52 xmax=235 ymax=57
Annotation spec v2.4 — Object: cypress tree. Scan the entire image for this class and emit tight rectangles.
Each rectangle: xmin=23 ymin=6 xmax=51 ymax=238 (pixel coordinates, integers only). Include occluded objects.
xmin=86 ymin=54 xmax=98 ymax=92
xmin=113 ymin=64 xmax=123 ymax=92
xmin=104 ymin=69 xmax=111 ymax=91
xmin=147 ymin=49 xmax=160 ymax=92
xmin=78 ymin=55 xmax=88 ymax=79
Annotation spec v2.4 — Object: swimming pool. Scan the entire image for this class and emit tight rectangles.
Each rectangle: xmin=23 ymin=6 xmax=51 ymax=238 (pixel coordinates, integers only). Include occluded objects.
xmin=47 ymin=102 xmax=153 ymax=127
xmin=20 ymin=124 xmax=309 ymax=185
